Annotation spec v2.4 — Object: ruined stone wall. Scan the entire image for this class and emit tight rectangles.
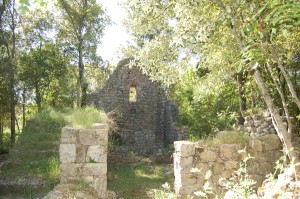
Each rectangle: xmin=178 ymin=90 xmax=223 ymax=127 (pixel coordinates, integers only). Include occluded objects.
xmin=89 ymin=59 xmax=182 ymax=155
xmin=173 ymin=134 xmax=283 ymax=198
xmin=59 ymin=124 xmax=108 ymax=198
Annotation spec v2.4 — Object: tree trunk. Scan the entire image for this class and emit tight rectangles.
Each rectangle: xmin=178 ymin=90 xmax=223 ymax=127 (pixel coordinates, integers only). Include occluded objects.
xmin=253 ymin=66 xmax=298 ymax=162
xmin=250 ymin=84 xmax=255 ymax=109
xmin=217 ymin=1 xmax=298 ymax=163
xmin=9 ymin=0 xmax=16 ymax=145
xmin=35 ymin=82 xmax=42 ymax=112
xmin=22 ymin=85 xmax=26 ymax=129
xmin=78 ymin=40 xmax=84 ymax=108
xmin=270 ymin=44 xmax=300 ymax=110
xmin=237 ymin=72 xmax=246 ymax=125
xmin=0 ymin=116 xmax=3 ymax=146
xmin=266 ymin=62 xmax=293 ymax=134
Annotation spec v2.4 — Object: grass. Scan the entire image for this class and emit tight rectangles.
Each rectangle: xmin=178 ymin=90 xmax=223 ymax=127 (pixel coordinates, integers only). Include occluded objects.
xmin=197 ymin=131 xmax=249 ymax=147
xmin=108 ymin=164 xmax=172 ymax=199
xmin=1 ymin=106 xmax=108 ymax=185
xmin=66 ymin=106 xmax=109 ymax=128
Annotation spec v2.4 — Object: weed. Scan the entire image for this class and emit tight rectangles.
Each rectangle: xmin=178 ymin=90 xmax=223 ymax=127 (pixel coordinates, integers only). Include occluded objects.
xmin=88 ymin=157 xmax=97 ymax=163
xmin=74 ymin=178 xmax=90 ymax=191
xmin=153 ymin=182 xmax=176 ymax=199
xmin=221 ymin=148 xmax=256 ymax=198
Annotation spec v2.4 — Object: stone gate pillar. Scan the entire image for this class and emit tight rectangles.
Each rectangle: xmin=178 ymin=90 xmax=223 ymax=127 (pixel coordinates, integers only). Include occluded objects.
xmin=59 ymin=123 xmax=108 ymax=198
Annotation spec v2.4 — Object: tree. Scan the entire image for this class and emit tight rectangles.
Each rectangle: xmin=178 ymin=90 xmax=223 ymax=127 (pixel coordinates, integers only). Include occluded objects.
xmin=0 ymin=0 xmax=18 ymax=145
xmin=19 ymin=42 xmax=68 ymax=111
xmin=123 ymin=0 xmax=300 ymax=162
xmin=56 ymin=0 xmax=110 ymax=107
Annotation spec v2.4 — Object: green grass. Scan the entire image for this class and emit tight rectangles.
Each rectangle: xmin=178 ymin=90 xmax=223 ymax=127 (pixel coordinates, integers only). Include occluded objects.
xmin=108 ymin=165 xmax=171 ymax=199
xmin=197 ymin=131 xmax=249 ymax=147
xmin=66 ymin=106 xmax=109 ymax=128
xmin=1 ymin=107 xmax=108 ymax=185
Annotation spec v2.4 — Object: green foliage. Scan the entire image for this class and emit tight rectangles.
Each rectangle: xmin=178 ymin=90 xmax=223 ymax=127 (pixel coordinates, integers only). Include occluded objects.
xmin=173 ymin=68 xmax=239 ymax=138
xmin=124 ymin=0 xmax=300 ymax=140
xmin=153 ymin=182 xmax=177 ymax=199
xmin=0 ymin=128 xmax=11 ymax=154
xmin=47 ymin=156 xmax=60 ymax=183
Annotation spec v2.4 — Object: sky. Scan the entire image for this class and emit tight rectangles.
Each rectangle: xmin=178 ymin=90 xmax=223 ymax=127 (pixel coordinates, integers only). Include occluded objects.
xmin=97 ymin=0 xmax=132 ymax=65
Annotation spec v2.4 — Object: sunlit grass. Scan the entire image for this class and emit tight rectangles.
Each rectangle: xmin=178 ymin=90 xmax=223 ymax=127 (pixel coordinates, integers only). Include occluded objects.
xmin=108 ymin=165 xmax=170 ymax=199
xmin=66 ymin=106 xmax=108 ymax=128
xmin=197 ymin=131 xmax=249 ymax=146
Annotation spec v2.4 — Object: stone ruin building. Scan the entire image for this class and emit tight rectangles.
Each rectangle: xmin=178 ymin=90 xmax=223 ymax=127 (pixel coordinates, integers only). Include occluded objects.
xmin=88 ymin=58 xmax=184 ymax=155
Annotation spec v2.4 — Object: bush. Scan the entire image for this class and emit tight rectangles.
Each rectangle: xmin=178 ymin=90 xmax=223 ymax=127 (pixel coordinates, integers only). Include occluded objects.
xmin=0 ymin=128 xmax=11 ymax=154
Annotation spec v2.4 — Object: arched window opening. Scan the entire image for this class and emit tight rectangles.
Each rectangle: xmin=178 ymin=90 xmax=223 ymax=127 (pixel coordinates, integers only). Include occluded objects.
xmin=129 ymin=86 xmax=137 ymax=102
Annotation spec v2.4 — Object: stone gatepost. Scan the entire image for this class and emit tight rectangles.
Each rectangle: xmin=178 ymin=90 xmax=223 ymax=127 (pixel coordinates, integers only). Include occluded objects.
xmin=174 ymin=141 xmax=200 ymax=198
xmin=59 ymin=123 xmax=108 ymax=198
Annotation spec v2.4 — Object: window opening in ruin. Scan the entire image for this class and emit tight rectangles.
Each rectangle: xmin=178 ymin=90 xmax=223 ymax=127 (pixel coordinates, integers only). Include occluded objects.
xmin=129 ymin=86 xmax=137 ymax=102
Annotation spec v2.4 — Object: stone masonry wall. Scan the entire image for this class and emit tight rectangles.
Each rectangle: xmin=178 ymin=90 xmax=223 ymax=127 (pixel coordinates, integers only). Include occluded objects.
xmin=59 ymin=123 xmax=108 ymax=198
xmin=88 ymin=58 xmax=184 ymax=155
xmin=173 ymin=134 xmax=283 ymax=198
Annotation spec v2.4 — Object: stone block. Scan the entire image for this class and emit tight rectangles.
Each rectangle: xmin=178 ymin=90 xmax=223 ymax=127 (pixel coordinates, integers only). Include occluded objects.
xmin=213 ymin=163 xmax=224 ymax=175
xmin=60 ymin=144 xmax=76 ymax=163
xmin=60 ymin=163 xmax=78 ymax=177
xmin=86 ymin=145 xmax=107 ymax=163
xmin=83 ymin=176 xmax=94 ymax=185
xmin=220 ymin=144 xmax=241 ymax=159
xmin=94 ymin=176 xmax=107 ymax=195
xmin=221 ymin=170 xmax=232 ymax=179
xmin=174 ymin=141 xmax=195 ymax=158
xmin=173 ymin=154 xmax=193 ymax=168
xmin=75 ymin=191 xmax=97 ymax=199
xmin=194 ymin=162 xmax=210 ymax=174
xmin=82 ymin=163 xmax=107 ymax=176
xmin=249 ymin=139 xmax=263 ymax=152
xmin=175 ymin=173 xmax=197 ymax=186
xmin=61 ymin=127 xmax=78 ymax=144
xmin=175 ymin=183 xmax=201 ymax=196
xmin=79 ymin=129 xmax=108 ymax=145
xmin=225 ymin=160 xmax=239 ymax=170
xmin=258 ymin=134 xmax=281 ymax=151
xmin=258 ymin=162 xmax=273 ymax=175
xmin=92 ymin=123 xmax=108 ymax=130
xmin=200 ymin=149 xmax=218 ymax=162
xmin=247 ymin=160 xmax=260 ymax=174
xmin=76 ymin=145 xmax=87 ymax=163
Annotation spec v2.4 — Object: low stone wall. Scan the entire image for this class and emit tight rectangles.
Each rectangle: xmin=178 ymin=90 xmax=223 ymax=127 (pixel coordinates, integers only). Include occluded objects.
xmin=174 ymin=134 xmax=283 ymax=198
xmin=59 ymin=123 xmax=108 ymax=198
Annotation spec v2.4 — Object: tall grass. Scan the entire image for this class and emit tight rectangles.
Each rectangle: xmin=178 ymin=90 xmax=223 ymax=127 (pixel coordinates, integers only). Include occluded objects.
xmin=66 ymin=106 xmax=108 ymax=128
